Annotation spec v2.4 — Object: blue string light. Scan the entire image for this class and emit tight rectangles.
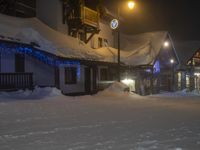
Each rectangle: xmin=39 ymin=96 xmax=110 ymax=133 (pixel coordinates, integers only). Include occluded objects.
xmin=0 ymin=42 xmax=81 ymax=79
xmin=153 ymin=60 xmax=160 ymax=74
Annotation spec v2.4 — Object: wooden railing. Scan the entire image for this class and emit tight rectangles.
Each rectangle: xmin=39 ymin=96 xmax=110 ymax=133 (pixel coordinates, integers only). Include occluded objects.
xmin=81 ymin=6 xmax=99 ymax=27
xmin=0 ymin=73 xmax=33 ymax=90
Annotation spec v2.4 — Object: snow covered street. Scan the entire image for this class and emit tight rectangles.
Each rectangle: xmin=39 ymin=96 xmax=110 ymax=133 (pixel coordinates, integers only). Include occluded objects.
xmin=0 ymin=89 xmax=200 ymax=150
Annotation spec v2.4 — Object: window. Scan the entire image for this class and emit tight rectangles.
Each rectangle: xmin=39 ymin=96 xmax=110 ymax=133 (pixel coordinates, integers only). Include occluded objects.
xmin=65 ymin=67 xmax=77 ymax=84
xmin=78 ymin=32 xmax=85 ymax=42
xmin=104 ymin=39 xmax=108 ymax=46
xmin=186 ymin=75 xmax=190 ymax=89
xmin=0 ymin=0 xmax=36 ymax=18
xmin=98 ymin=37 xmax=103 ymax=48
xmin=177 ymin=72 xmax=182 ymax=90
xmin=15 ymin=54 xmax=25 ymax=72
xmin=100 ymin=68 xmax=108 ymax=81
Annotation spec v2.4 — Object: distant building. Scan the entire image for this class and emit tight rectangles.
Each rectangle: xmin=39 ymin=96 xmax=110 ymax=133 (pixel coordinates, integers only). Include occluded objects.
xmin=176 ymin=41 xmax=200 ymax=92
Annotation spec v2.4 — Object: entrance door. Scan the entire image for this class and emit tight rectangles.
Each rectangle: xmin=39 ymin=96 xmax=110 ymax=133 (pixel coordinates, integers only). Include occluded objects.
xmin=85 ymin=67 xmax=91 ymax=93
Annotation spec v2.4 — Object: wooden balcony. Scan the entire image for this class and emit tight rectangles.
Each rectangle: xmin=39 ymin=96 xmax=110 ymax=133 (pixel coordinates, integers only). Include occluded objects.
xmin=0 ymin=73 xmax=33 ymax=90
xmin=81 ymin=6 xmax=99 ymax=28
xmin=63 ymin=2 xmax=100 ymax=43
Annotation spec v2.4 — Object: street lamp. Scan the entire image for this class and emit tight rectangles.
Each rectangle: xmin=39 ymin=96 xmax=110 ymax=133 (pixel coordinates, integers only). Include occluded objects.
xmin=110 ymin=1 xmax=135 ymax=82
xmin=128 ymin=1 xmax=135 ymax=10
xmin=170 ymin=59 xmax=174 ymax=64
xmin=164 ymin=41 xmax=169 ymax=47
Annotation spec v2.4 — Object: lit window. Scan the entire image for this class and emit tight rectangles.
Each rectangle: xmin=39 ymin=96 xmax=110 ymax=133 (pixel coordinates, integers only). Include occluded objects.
xmin=65 ymin=67 xmax=77 ymax=84
xmin=186 ymin=75 xmax=190 ymax=89
xmin=178 ymin=72 xmax=182 ymax=90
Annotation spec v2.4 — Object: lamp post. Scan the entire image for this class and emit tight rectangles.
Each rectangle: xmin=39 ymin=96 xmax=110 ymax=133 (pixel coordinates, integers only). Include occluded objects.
xmin=170 ymin=59 xmax=175 ymax=91
xmin=110 ymin=1 xmax=135 ymax=82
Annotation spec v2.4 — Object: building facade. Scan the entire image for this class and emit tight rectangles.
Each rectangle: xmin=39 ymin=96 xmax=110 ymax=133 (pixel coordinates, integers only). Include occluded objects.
xmin=0 ymin=0 xmax=181 ymax=95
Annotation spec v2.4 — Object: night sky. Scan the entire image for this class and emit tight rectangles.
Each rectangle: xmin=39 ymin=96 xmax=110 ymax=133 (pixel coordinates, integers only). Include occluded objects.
xmin=103 ymin=0 xmax=200 ymax=41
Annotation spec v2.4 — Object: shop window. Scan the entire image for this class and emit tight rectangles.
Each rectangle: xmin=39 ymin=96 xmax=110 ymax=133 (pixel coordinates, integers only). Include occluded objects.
xmin=65 ymin=67 xmax=77 ymax=84
xmin=177 ymin=72 xmax=182 ymax=90
xmin=186 ymin=75 xmax=190 ymax=89
xmin=100 ymin=68 xmax=108 ymax=81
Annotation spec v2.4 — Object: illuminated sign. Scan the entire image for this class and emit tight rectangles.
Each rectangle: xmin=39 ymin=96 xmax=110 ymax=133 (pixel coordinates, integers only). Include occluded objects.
xmin=110 ymin=19 xmax=119 ymax=30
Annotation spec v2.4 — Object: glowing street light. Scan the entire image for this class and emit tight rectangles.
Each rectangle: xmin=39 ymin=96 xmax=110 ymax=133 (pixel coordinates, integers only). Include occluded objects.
xmin=164 ymin=41 xmax=169 ymax=47
xmin=170 ymin=59 xmax=174 ymax=64
xmin=127 ymin=1 xmax=135 ymax=10
xmin=111 ymin=1 xmax=136 ymax=82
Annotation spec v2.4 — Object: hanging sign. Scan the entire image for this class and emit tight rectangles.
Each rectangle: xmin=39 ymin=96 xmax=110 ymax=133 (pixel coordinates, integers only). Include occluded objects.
xmin=110 ymin=19 xmax=119 ymax=30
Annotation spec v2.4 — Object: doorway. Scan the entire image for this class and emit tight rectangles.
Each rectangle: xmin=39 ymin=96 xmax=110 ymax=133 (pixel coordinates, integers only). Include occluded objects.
xmin=85 ymin=67 xmax=91 ymax=93
xmin=15 ymin=54 xmax=25 ymax=72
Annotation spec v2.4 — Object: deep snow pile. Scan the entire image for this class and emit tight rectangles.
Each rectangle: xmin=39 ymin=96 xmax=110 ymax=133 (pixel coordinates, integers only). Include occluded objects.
xmin=0 ymin=87 xmax=62 ymax=100
xmin=97 ymin=82 xmax=129 ymax=96
xmin=97 ymin=82 xmax=142 ymax=99
xmin=104 ymin=82 xmax=129 ymax=93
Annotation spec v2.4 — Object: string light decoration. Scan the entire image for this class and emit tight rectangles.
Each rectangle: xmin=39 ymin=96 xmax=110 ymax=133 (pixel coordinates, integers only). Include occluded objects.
xmin=0 ymin=41 xmax=81 ymax=79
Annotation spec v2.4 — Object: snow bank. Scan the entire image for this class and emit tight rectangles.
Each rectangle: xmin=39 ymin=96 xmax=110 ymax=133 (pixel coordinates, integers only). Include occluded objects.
xmin=96 ymin=82 xmax=145 ymax=99
xmin=190 ymin=89 xmax=200 ymax=96
xmin=0 ymin=87 xmax=62 ymax=100
xmin=105 ymin=82 xmax=129 ymax=93
xmin=97 ymin=82 xmax=128 ymax=97
xmin=152 ymin=89 xmax=200 ymax=98
xmin=172 ymin=89 xmax=200 ymax=97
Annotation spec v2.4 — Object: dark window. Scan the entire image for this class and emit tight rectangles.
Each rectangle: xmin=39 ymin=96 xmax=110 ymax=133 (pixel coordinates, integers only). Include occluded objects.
xmin=85 ymin=0 xmax=98 ymax=10
xmin=98 ymin=37 xmax=103 ymax=48
xmin=100 ymin=68 xmax=108 ymax=81
xmin=0 ymin=0 xmax=36 ymax=18
xmin=15 ymin=54 xmax=25 ymax=72
xmin=65 ymin=67 xmax=77 ymax=84
xmin=78 ymin=32 xmax=85 ymax=42
xmin=109 ymin=68 xmax=117 ymax=80
xmin=104 ymin=39 xmax=108 ymax=46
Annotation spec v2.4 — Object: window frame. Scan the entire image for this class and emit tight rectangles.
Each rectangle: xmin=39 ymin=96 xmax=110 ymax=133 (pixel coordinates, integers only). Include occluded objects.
xmin=99 ymin=67 xmax=109 ymax=81
xmin=65 ymin=67 xmax=77 ymax=84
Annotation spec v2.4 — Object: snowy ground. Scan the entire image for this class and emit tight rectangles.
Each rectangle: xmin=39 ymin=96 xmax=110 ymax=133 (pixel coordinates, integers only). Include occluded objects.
xmin=0 ymin=87 xmax=200 ymax=150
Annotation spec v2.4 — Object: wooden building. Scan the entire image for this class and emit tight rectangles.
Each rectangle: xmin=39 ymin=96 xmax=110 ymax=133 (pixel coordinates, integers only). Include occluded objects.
xmin=0 ymin=0 xmax=180 ymax=95
xmin=175 ymin=41 xmax=200 ymax=92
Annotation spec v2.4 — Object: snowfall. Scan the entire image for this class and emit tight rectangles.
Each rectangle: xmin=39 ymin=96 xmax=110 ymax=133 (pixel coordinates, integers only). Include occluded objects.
xmin=0 ymin=83 xmax=200 ymax=150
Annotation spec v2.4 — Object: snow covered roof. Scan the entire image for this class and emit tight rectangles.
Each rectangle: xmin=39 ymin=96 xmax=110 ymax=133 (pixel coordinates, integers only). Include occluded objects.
xmin=0 ymin=13 xmax=169 ymax=66
xmin=119 ymin=31 xmax=169 ymax=65
xmin=0 ymin=13 xmax=103 ymax=61
xmin=175 ymin=41 xmax=200 ymax=65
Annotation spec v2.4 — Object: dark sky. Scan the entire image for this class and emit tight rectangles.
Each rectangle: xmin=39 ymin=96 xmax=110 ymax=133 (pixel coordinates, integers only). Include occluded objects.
xmin=103 ymin=0 xmax=200 ymax=41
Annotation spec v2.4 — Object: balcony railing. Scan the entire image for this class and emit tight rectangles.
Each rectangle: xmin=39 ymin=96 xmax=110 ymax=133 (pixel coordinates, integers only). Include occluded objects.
xmin=81 ymin=6 xmax=99 ymax=28
xmin=0 ymin=73 xmax=33 ymax=90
